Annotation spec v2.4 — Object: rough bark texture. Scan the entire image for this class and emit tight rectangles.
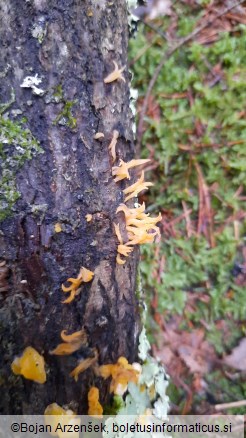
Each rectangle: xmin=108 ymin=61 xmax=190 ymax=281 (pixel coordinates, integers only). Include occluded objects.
xmin=0 ymin=0 xmax=140 ymax=414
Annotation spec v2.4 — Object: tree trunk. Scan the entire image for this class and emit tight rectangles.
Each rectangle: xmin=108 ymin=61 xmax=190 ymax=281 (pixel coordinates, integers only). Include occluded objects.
xmin=0 ymin=0 xmax=140 ymax=414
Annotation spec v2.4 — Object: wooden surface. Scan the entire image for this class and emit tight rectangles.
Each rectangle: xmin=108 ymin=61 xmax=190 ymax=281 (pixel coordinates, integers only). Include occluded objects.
xmin=0 ymin=0 xmax=140 ymax=414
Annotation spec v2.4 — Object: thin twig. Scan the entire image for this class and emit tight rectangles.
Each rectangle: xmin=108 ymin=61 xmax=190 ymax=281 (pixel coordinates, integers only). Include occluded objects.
xmin=137 ymin=0 xmax=246 ymax=151
xmin=140 ymin=19 xmax=168 ymax=41
xmin=193 ymin=158 xmax=215 ymax=248
xmin=215 ymin=399 xmax=246 ymax=410
xmin=182 ymin=201 xmax=193 ymax=238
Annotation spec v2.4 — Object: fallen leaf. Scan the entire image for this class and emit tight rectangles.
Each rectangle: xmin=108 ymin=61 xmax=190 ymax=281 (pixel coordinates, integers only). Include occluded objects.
xmin=223 ymin=338 xmax=246 ymax=371
xmin=133 ymin=0 xmax=172 ymax=20
xmin=178 ymin=345 xmax=210 ymax=374
xmin=153 ymin=345 xmax=174 ymax=367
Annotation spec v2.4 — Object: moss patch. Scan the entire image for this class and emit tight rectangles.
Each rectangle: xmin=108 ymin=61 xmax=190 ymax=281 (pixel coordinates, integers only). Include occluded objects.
xmin=0 ymin=107 xmax=43 ymax=221
xmin=53 ymin=100 xmax=78 ymax=130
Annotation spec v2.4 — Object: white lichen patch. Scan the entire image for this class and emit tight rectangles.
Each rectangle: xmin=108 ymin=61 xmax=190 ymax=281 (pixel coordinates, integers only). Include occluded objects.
xmin=130 ymin=86 xmax=138 ymax=136
xmin=31 ymin=17 xmax=47 ymax=44
xmin=130 ymin=87 xmax=138 ymax=114
xmin=20 ymin=74 xmax=45 ymax=96
xmin=0 ymin=63 xmax=11 ymax=79
xmin=126 ymin=0 xmax=139 ymax=32
xmin=103 ymin=324 xmax=169 ymax=438
xmin=138 ymin=327 xmax=151 ymax=361
xmin=126 ymin=0 xmax=138 ymax=9
xmin=59 ymin=42 xmax=69 ymax=58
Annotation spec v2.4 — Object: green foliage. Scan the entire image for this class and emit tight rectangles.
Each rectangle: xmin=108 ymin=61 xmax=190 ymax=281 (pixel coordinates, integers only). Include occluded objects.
xmin=206 ymin=371 xmax=246 ymax=414
xmin=129 ymin=1 xmax=245 ymax=412
xmin=141 ymin=229 xmax=245 ymax=321
xmin=130 ymin=4 xmax=245 ymax=331
xmin=103 ymin=331 xmax=169 ymax=420
xmin=206 ymin=321 xmax=242 ymax=355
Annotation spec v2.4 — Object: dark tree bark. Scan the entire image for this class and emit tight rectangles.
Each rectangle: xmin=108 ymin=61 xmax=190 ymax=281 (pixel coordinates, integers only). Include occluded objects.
xmin=0 ymin=0 xmax=140 ymax=414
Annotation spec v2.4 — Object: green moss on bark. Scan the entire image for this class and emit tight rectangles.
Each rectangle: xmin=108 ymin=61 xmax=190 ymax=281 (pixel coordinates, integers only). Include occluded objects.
xmin=0 ymin=113 xmax=43 ymax=221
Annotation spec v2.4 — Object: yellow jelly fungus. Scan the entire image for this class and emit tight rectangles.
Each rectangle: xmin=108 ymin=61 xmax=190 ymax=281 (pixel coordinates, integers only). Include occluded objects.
xmin=112 ymin=159 xmax=150 ymax=182
xmin=94 ymin=132 xmax=104 ymax=139
xmin=123 ymin=171 xmax=154 ymax=202
xmin=70 ymin=349 xmax=98 ymax=382
xmin=117 ymin=244 xmax=133 ymax=257
xmin=118 ymin=203 xmax=161 ymax=239
xmin=61 ymin=267 xmax=94 ymax=304
xmin=126 ymin=227 xmax=159 ymax=245
xmin=88 ymin=387 xmax=103 ymax=417
xmin=116 ymin=254 xmax=125 ymax=265
xmin=44 ymin=403 xmax=79 ymax=438
xmin=85 ymin=214 xmax=92 ymax=222
xmin=54 ymin=223 xmax=62 ymax=233
xmin=108 ymin=130 xmax=119 ymax=163
xmin=114 ymin=223 xmax=133 ymax=264
xmin=113 ymin=223 xmax=123 ymax=245
xmin=11 ymin=346 xmax=46 ymax=384
xmin=127 ymin=214 xmax=162 ymax=227
xmin=116 ymin=202 xmax=147 ymax=220
xmin=45 ymin=402 xmax=68 ymax=416
xmin=123 ymin=171 xmax=144 ymax=195
xmin=99 ymin=357 xmax=140 ymax=395
xmin=115 ymin=203 xmax=161 ymax=264
xmin=104 ymin=61 xmax=126 ymax=84
xmin=60 ymin=329 xmax=87 ymax=343
xmin=50 ymin=329 xmax=87 ymax=355
xmin=128 ymin=224 xmax=160 ymax=238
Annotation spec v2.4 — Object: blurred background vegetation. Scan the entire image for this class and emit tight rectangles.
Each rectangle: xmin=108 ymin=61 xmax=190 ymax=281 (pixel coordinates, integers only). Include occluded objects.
xmin=129 ymin=0 xmax=246 ymax=415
